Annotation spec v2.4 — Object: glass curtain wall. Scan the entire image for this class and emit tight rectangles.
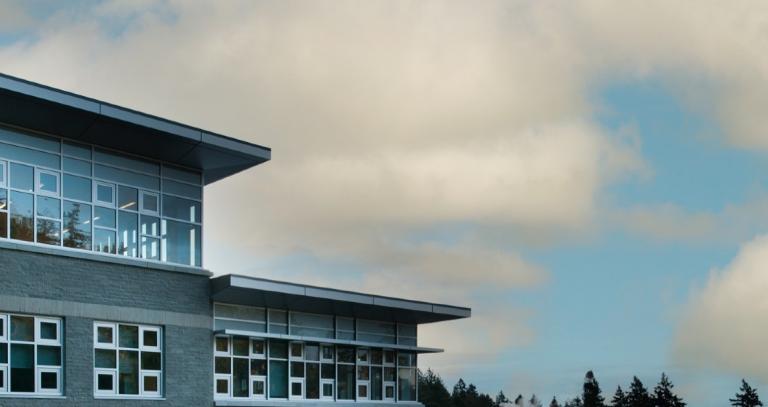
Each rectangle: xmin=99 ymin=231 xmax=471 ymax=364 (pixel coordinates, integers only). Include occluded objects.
xmin=0 ymin=126 xmax=203 ymax=266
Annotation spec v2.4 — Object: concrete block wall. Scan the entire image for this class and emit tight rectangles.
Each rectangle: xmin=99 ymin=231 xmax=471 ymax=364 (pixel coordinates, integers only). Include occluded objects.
xmin=0 ymin=245 xmax=214 ymax=406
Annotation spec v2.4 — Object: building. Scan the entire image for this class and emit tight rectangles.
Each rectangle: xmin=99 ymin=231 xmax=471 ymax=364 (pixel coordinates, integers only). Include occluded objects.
xmin=0 ymin=73 xmax=471 ymax=406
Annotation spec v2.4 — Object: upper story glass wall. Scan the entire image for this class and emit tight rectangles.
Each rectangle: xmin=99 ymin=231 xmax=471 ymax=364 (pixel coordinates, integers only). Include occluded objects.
xmin=0 ymin=124 xmax=203 ymax=267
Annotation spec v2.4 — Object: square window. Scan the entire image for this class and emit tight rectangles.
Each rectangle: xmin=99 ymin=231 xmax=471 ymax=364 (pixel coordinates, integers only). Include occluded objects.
xmin=11 ymin=315 xmax=34 ymax=342
xmin=384 ymin=350 xmax=396 ymax=365
xmin=321 ymin=345 xmax=334 ymax=362
xmin=321 ymin=380 xmax=334 ymax=399
xmin=215 ymin=337 xmax=229 ymax=354
xmin=358 ymin=384 xmax=368 ymax=399
xmin=215 ymin=376 xmax=230 ymax=396
xmin=119 ymin=325 xmax=139 ymax=348
xmin=0 ymin=315 xmax=6 ymax=340
xmin=37 ymin=368 xmax=60 ymax=393
xmin=94 ymin=228 xmax=116 ymax=254
xmin=290 ymin=380 xmax=304 ymax=399
xmin=117 ymin=185 xmax=138 ymax=211
xmin=290 ymin=343 xmax=303 ymax=359
xmin=10 ymin=163 xmax=34 ymax=192
xmin=141 ymin=372 xmax=160 ymax=396
xmin=252 ymin=379 xmax=266 ymax=397
xmin=385 ymin=384 xmax=395 ymax=400
xmin=141 ymin=352 xmax=162 ymax=371
xmin=95 ymin=349 xmax=116 ymax=369
xmin=290 ymin=361 xmax=304 ymax=378
xmin=95 ymin=183 xmax=115 ymax=206
xmin=39 ymin=320 xmax=58 ymax=342
xmin=95 ymin=323 xmax=116 ymax=346
xmin=215 ymin=357 xmax=231 ymax=374
xmin=140 ymin=327 xmax=161 ymax=351
xmin=357 ymin=348 xmax=369 ymax=364
xmin=96 ymin=371 xmax=115 ymax=393
xmin=232 ymin=336 xmax=249 ymax=357
xmin=37 ymin=171 xmax=59 ymax=196
xmin=251 ymin=339 xmax=265 ymax=356
xmin=250 ymin=359 xmax=267 ymax=376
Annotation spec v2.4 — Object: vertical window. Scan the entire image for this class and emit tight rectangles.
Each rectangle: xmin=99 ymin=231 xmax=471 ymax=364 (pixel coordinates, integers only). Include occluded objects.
xmin=337 ymin=346 xmax=355 ymax=400
xmin=0 ymin=313 xmax=63 ymax=396
xmin=357 ymin=348 xmax=370 ymax=401
xmin=63 ymin=201 xmax=92 ymax=250
xmin=397 ymin=352 xmax=417 ymax=401
xmin=0 ymin=163 xmax=7 ymax=239
xmin=9 ymin=191 xmax=33 ymax=242
xmin=0 ymin=161 xmax=6 ymax=187
xmin=94 ymin=322 xmax=162 ymax=398
xmin=384 ymin=349 xmax=396 ymax=402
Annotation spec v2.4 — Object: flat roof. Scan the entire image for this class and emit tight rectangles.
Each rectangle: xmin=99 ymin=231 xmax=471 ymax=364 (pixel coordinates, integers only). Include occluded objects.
xmin=0 ymin=73 xmax=270 ymax=184
xmin=210 ymin=275 xmax=471 ymax=324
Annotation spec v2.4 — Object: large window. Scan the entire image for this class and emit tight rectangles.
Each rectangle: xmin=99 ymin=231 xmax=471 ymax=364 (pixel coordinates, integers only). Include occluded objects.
xmin=0 ymin=313 xmax=63 ymax=395
xmin=93 ymin=322 xmax=162 ymax=398
xmin=0 ymin=126 xmax=203 ymax=266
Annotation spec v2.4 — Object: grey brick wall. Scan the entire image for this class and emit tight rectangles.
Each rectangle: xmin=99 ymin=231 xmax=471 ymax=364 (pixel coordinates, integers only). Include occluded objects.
xmin=0 ymin=247 xmax=215 ymax=406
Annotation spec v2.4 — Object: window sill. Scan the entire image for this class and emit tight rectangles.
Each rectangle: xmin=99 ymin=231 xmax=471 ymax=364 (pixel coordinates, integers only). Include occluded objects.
xmin=0 ymin=394 xmax=66 ymax=399
xmin=94 ymin=395 xmax=166 ymax=401
xmin=0 ymin=238 xmax=211 ymax=276
xmin=215 ymin=400 xmax=423 ymax=406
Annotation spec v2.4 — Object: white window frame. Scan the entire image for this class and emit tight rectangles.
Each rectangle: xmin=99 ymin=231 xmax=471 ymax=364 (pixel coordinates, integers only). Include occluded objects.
xmin=320 ymin=345 xmax=334 ymax=363
xmin=94 ymin=181 xmax=116 ymax=207
xmin=289 ymin=378 xmax=305 ymax=400
xmin=35 ymin=367 xmax=61 ymax=394
xmin=0 ymin=365 xmax=7 ymax=393
xmin=250 ymin=339 xmax=265 ymax=358
xmin=35 ymin=318 xmax=61 ymax=346
xmin=251 ymin=376 xmax=266 ymax=400
xmin=0 ymin=160 xmax=6 ymax=188
xmin=214 ymin=374 xmax=231 ymax=399
xmin=140 ymin=326 xmax=161 ymax=352
xmin=94 ymin=322 xmax=116 ymax=348
xmin=94 ymin=369 xmax=117 ymax=395
xmin=139 ymin=191 xmax=160 ymax=215
xmin=0 ymin=314 xmax=7 ymax=342
xmin=384 ymin=382 xmax=396 ymax=402
xmin=357 ymin=381 xmax=370 ymax=401
xmin=289 ymin=342 xmax=304 ymax=360
xmin=320 ymin=379 xmax=335 ymax=401
xmin=140 ymin=371 xmax=161 ymax=397
xmin=36 ymin=169 xmax=60 ymax=197
xmin=214 ymin=336 xmax=230 ymax=356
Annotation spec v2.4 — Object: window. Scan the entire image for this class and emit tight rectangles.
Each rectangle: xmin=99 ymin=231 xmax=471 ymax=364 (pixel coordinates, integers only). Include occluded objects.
xmin=140 ymin=191 xmax=159 ymax=215
xmin=0 ymin=313 xmax=63 ymax=396
xmin=397 ymin=352 xmax=417 ymax=401
xmin=214 ymin=336 xmax=269 ymax=401
xmin=94 ymin=182 xmax=115 ymax=207
xmin=0 ymin=161 xmax=6 ymax=187
xmin=36 ymin=170 xmax=59 ymax=197
xmin=94 ymin=322 xmax=162 ymax=398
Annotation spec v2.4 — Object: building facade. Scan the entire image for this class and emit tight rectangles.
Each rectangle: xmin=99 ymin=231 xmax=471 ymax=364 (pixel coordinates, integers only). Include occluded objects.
xmin=0 ymin=73 xmax=470 ymax=406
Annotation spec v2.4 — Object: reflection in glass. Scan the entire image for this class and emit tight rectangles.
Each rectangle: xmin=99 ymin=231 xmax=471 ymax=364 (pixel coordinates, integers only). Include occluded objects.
xmin=94 ymin=229 xmax=116 ymax=254
xmin=10 ymin=316 xmax=34 ymax=341
xmin=117 ymin=211 xmax=138 ymax=257
xmin=10 ymin=191 xmax=33 ymax=242
xmin=38 ymin=172 xmax=58 ymax=195
xmin=37 ymin=196 xmax=60 ymax=218
xmin=94 ymin=206 xmax=115 ymax=228
xmin=233 ymin=358 xmax=249 ymax=397
xmin=162 ymin=195 xmax=200 ymax=222
xmin=119 ymin=325 xmax=139 ymax=348
xmin=95 ymin=349 xmax=116 ymax=369
xmin=96 ymin=183 xmax=114 ymax=205
xmin=63 ymin=201 xmax=92 ymax=250
xmin=161 ymin=219 xmax=201 ymax=266
xmin=37 ymin=219 xmax=61 ymax=245
xmin=269 ymin=361 xmax=288 ymax=398
xmin=118 ymin=185 xmax=138 ymax=211
xmin=10 ymin=344 xmax=34 ymax=392
xmin=62 ymin=174 xmax=91 ymax=201
xmin=118 ymin=350 xmax=139 ymax=395
xmin=10 ymin=163 xmax=33 ymax=191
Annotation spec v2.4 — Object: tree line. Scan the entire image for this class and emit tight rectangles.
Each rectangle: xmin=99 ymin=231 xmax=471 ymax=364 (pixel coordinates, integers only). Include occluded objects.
xmin=419 ymin=368 xmax=764 ymax=407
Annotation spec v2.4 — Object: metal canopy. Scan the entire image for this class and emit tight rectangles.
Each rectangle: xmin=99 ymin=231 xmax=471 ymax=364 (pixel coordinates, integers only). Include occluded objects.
xmin=210 ymin=275 xmax=472 ymax=325
xmin=0 ymin=73 xmax=271 ymax=184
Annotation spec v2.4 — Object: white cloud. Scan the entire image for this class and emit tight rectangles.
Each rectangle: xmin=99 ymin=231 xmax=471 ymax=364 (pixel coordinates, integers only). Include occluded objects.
xmin=674 ymin=235 xmax=768 ymax=381
xmin=0 ymin=1 xmax=33 ymax=32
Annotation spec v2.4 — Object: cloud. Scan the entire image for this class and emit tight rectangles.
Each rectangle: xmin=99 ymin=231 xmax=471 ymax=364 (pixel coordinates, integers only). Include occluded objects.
xmin=674 ymin=235 xmax=768 ymax=381
xmin=0 ymin=1 xmax=34 ymax=33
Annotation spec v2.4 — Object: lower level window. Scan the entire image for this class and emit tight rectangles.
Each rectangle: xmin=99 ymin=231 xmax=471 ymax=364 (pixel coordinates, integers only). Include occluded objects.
xmin=0 ymin=313 xmax=63 ymax=395
xmin=93 ymin=322 xmax=162 ymax=398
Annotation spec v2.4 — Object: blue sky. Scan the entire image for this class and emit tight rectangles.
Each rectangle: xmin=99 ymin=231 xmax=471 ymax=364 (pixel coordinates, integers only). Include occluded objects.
xmin=2 ymin=1 xmax=768 ymax=405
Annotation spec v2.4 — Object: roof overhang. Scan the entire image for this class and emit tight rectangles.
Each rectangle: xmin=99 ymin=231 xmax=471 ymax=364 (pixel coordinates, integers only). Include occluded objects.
xmin=0 ymin=73 xmax=271 ymax=184
xmin=210 ymin=275 xmax=471 ymax=325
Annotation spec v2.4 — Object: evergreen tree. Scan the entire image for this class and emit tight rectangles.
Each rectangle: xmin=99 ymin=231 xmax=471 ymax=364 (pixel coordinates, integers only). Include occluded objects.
xmin=496 ymin=391 xmax=510 ymax=405
xmin=651 ymin=373 xmax=685 ymax=407
xmin=626 ymin=377 xmax=652 ymax=407
xmin=515 ymin=394 xmax=525 ymax=406
xmin=583 ymin=371 xmax=605 ymax=407
xmin=418 ymin=369 xmax=451 ymax=407
xmin=730 ymin=380 xmax=763 ymax=407
xmin=550 ymin=397 xmax=561 ymax=407
xmin=453 ymin=379 xmax=468 ymax=407
xmin=530 ymin=394 xmax=543 ymax=407
xmin=564 ymin=397 xmax=583 ymax=407
xmin=611 ymin=386 xmax=629 ymax=407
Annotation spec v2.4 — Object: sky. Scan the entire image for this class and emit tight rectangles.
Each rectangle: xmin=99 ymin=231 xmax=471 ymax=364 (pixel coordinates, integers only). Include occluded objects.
xmin=1 ymin=0 xmax=768 ymax=404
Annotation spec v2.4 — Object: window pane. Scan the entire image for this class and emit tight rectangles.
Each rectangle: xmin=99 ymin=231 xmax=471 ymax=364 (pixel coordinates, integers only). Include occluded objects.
xmin=215 ymin=337 xmax=228 ymax=353
xmin=162 ymin=179 xmax=201 ymax=199
xmin=161 ymin=219 xmax=201 ymax=266
xmin=337 ymin=347 xmax=355 ymax=364
xmin=10 ymin=191 xmax=33 ymax=241
xmin=95 ymin=164 xmax=159 ymax=190
xmin=398 ymin=368 xmax=417 ymax=401
xmin=0 ymin=127 xmax=59 ymax=152
xmin=216 ymin=379 xmax=228 ymax=394
xmin=63 ymin=201 xmax=92 ymax=250
xmin=10 ymin=343 xmax=34 ymax=392
xmin=358 ymin=365 xmax=369 ymax=380
xmin=38 ymin=345 xmax=61 ymax=366
xmin=63 ymin=174 xmax=91 ymax=201
xmin=253 ymin=379 xmax=265 ymax=396
xmin=143 ymin=330 xmax=158 ymax=348
xmin=37 ymin=196 xmax=60 ymax=218
xmin=290 ymin=343 xmax=303 ymax=359
xmin=290 ymin=361 xmax=304 ymax=378
xmin=141 ymin=192 xmax=158 ymax=213
xmin=10 ymin=163 xmax=33 ymax=191
xmin=0 ymin=163 xmax=4 ymax=185
xmin=94 ymin=206 xmax=115 ymax=228
xmin=63 ymin=141 xmax=91 ymax=160
xmin=95 ymin=349 xmax=116 ymax=369
xmin=269 ymin=341 xmax=288 ymax=359
xmin=94 ymin=148 xmax=159 ymax=175
xmin=0 ymin=343 xmax=6 ymax=364
xmin=40 ymin=322 xmax=57 ymax=340
xmin=141 ymin=352 xmax=162 ymax=371
xmin=118 ymin=350 xmax=139 ymax=395
xmin=371 ymin=349 xmax=383 ymax=365
xmin=97 ymin=326 xmax=114 ymax=344
xmin=37 ymin=219 xmax=61 ymax=245
xmin=250 ymin=359 xmax=267 ymax=376
xmin=41 ymin=371 xmax=57 ymax=389
xmin=140 ymin=215 xmax=159 ymax=236
xmin=117 ymin=186 xmax=138 ymax=211
xmin=384 ymin=367 xmax=396 ymax=381
xmin=117 ymin=210 xmax=138 ymax=257
xmin=337 ymin=365 xmax=355 ymax=400
xmin=371 ymin=366 xmax=383 ymax=400
xmin=162 ymin=195 xmax=200 ymax=222
xmin=269 ymin=360 xmax=288 ymax=398
xmin=0 ymin=188 xmax=6 ymax=209
xmin=96 ymin=183 xmax=114 ymax=205
xmin=232 ymin=336 xmax=249 ymax=357
xmin=252 ymin=340 xmax=265 ymax=355
xmin=119 ymin=325 xmax=139 ymax=348
xmin=144 ymin=375 xmax=158 ymax=392
xmin=10 ymin=316 xmax=34 ymax=341
xmin=38 ymin=172 xmax=58 ymax=195
xmin=162 ymin=165 xmax=201 ymax=184
xmin=233 ymin=358 xmax=249 ymax=398
xmin=0 ymin=144 xmax=59 ymax=169
xmin=321 ymin=364 xmax=335 ymax=379
xmin=140 ymin=237 xmax=160 ymax=260
xmin=0 ymin=211 xmax=6 ymax=239
xmin=94 ymin=229 xmax=116 ymax=254
xmin=98 ymin=373 xmax=114 ymax=391
xmin=215 ymin=357 xmax=231 ymax=374
xmin=307 ymin=363 xmax=320 ymax=399
xmin=63 ymin=157 xmax=91 ymax=176
xmin=305 ymin=344 xmax=320 ymax=361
